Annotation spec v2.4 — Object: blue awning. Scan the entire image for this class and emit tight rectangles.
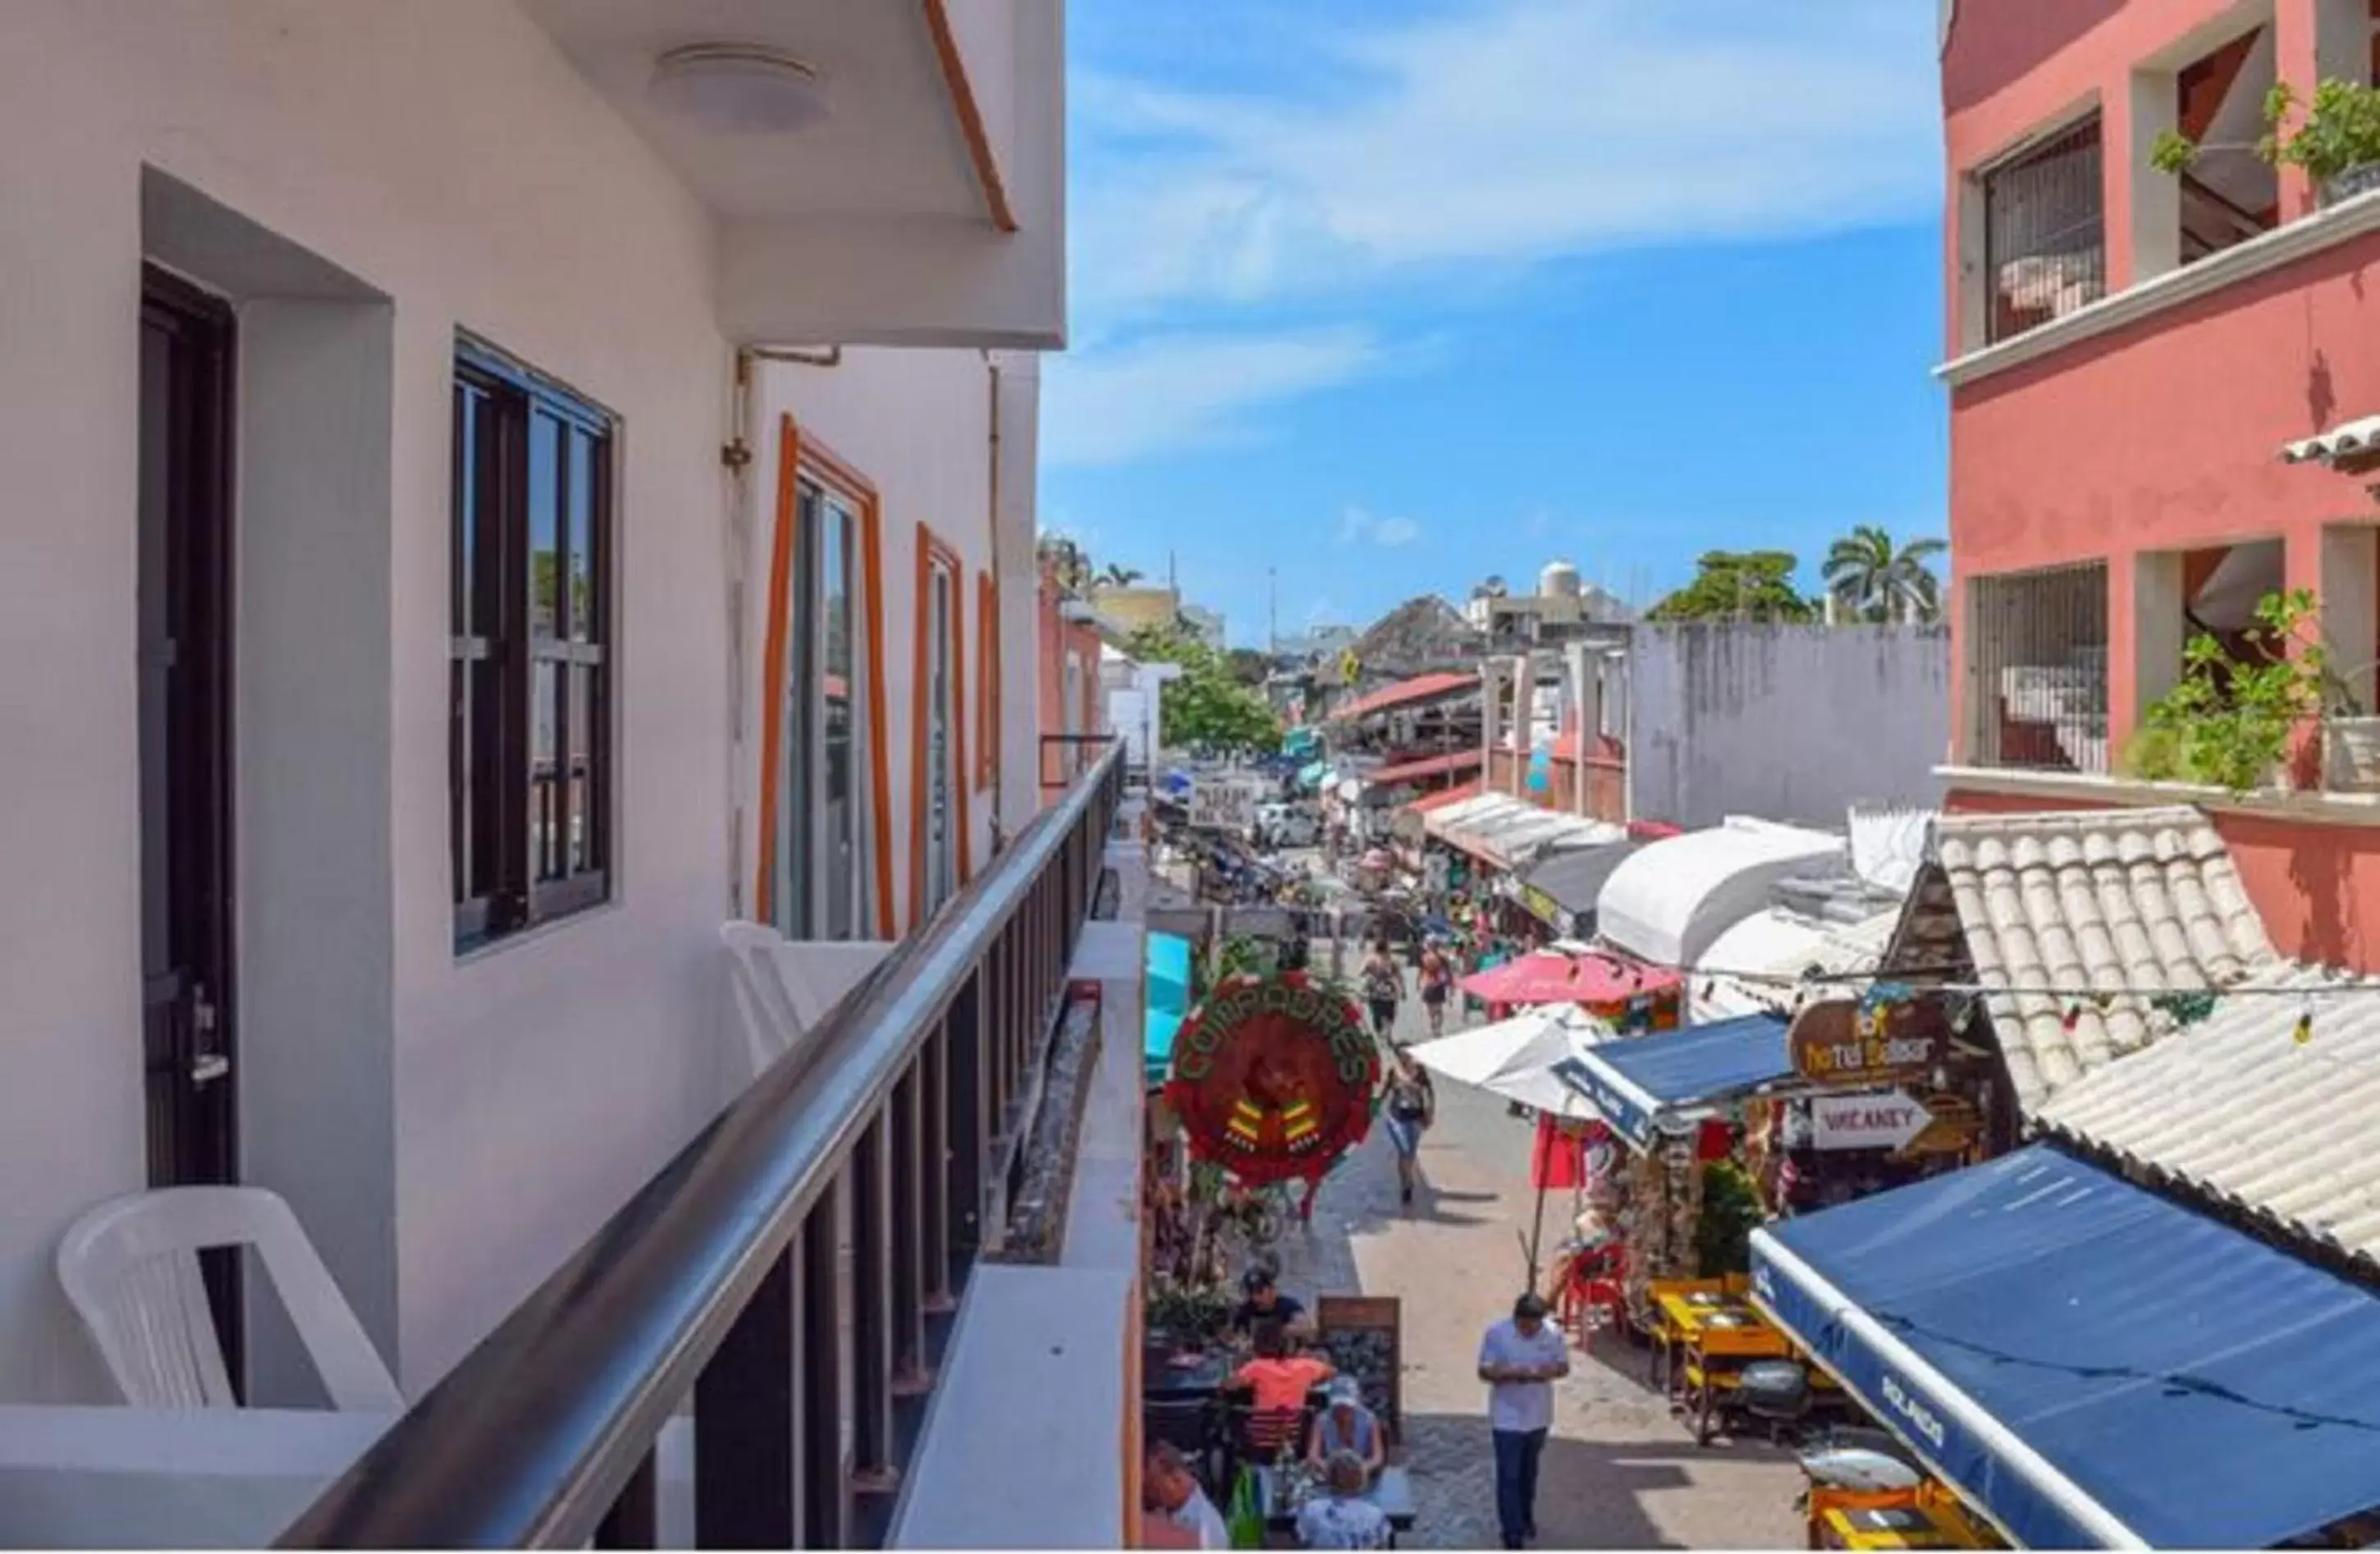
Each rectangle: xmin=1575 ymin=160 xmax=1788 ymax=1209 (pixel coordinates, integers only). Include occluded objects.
xmin=1145 ymin=1007 xmax=1185 ymax=1089
xmin=1751 ymin=1146 xmax=2380 ymax=1550
xmin=1147 ymin=933 xmax=1192 ymax=1017
xmin=1549 ymin=1013 xmax=1792 ymax=1149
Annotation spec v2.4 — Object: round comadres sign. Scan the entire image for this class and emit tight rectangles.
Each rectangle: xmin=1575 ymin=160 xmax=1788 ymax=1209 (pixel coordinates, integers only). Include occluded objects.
xmin=1165 ymin=972 xmax=1381 ymax=1188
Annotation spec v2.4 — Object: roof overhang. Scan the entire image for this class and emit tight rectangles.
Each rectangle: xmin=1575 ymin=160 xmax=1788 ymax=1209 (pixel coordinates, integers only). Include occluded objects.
xmin=521 ymin=0 xmax=1063 ymax=348
xmin=2281 ymin=414 xmax=2380 ymax=473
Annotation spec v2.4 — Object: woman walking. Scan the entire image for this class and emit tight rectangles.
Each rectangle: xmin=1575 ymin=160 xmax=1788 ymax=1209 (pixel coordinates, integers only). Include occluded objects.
xmin=1361 ymin=942 xmax=1403 ymax=1043
xmin=1382 ymin=1050 xmax=1435 ymax=1207
xmin=1417 ymin=940 xmax=1453 ymax=1038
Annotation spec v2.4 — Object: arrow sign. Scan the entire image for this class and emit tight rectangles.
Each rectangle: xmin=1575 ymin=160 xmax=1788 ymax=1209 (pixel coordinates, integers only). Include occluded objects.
xmin=1810 ymin=1089 xmax=1933 ymax=1153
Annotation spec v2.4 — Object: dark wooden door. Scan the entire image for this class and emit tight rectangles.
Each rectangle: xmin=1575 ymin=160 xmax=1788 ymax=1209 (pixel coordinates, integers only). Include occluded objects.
xmin=137 ymin=264 xmax=242 ymax=1372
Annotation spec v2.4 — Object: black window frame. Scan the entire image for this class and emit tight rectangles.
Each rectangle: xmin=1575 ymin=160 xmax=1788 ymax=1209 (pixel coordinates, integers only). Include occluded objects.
xmin=450 ymin=337 xmax=616 ymax=951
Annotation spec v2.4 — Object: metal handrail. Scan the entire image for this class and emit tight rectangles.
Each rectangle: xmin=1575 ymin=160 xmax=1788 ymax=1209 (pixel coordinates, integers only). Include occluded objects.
xmin=279 ymin=742 xmax=1124 ymax=1547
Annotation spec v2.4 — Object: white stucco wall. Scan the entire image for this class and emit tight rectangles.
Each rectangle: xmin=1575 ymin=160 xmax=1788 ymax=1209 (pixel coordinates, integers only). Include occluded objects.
xmin=1626 ymin=626 xmax=1951 ymax=832
xmin=753 ymin=347 xmax=1044 ymax=936
xmin=0 ymin=0 xmax=1047 ymax=1406
xmin=0 ymin=0 xmax=734 ymax=1399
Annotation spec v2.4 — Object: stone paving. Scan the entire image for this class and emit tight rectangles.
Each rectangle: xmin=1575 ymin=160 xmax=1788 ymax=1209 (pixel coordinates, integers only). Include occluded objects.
xmin=1272 ymin=978 xmax=1806 ymax=1550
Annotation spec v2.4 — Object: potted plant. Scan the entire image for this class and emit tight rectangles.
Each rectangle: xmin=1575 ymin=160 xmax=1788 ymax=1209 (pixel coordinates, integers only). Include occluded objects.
xmin=2152 ymin=78 xmax=2380 ymax=204
xmin=2129 ymin=588 xmax=2332 ymax=794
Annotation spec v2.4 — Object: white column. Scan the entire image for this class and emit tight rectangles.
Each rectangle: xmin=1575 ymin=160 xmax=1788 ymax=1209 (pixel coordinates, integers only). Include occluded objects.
xmin=2132 ymin=550 xmax=2186 ymax=722
xmin=1479 ymin=659 xmax=1507 ymax=781
xmin=1507 ymin=653 xmax=1533 ymax=795
xmin=1564 ymin=640 xmax=1598 ymax=817
xmin=2323 ymin=525 xmax=2378 ymax=714
xmin=2126 ymin=66 xmax=2181 ymax=287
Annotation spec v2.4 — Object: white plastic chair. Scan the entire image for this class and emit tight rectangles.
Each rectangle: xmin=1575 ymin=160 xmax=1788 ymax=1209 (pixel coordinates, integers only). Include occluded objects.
xmin=56 ymin=1185 xmax=400 ymax=1411
xmin=721 ymin=919 xmax=812 ymax=1077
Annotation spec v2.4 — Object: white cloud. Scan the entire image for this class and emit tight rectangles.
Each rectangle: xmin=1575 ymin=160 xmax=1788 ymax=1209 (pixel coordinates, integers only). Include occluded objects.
xmin=1339 ymin=506 xmax=1422 ymax=548
xmin=1073 ymin=0 xmax=1940 ymax=321
xmin=1041 ymin=328 xmax=1382 ymax=467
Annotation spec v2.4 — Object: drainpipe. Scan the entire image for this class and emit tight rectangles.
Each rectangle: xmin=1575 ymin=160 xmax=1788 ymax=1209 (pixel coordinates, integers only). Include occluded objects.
xmin=986 ymin=354 xmax=1007 ymax=854
xmin=725 ymin=344 xmax=845 ymax=916
xmin=723 ymin=351 xmax=758 ymax=919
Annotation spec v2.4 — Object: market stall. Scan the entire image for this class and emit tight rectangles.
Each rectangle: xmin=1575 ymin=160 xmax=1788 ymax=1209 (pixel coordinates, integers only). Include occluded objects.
xmin=1751 ymin=1146 xmax=2380 ymax=1551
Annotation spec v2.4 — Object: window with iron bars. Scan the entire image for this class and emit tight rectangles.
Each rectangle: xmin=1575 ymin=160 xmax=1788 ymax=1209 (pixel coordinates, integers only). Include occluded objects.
xmin=1966 ymin=562 xmax=2110 ymax=773
xmin=1984 ymin=115 xmax=2106 ymax=345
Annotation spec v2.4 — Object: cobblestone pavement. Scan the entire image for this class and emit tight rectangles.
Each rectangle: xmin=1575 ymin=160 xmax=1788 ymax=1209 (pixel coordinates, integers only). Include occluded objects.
xmin=1273 ymin=971 xmax=1806 ymax=1550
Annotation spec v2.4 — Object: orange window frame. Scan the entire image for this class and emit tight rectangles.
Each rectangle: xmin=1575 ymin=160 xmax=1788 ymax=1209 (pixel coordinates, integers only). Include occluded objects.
xmin=976 ymin=570 xmax=1000 ymax=793
xmin=754 ymin=414 xmax=898 ymax=940
xmin=910 ymin=526 xmax=973 ymax=928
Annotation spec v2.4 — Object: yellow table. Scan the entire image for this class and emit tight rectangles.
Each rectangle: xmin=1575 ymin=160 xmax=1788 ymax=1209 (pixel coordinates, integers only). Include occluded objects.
xmin=1650 ymin=1286 xmax=1794 ymax=1441
xmin=1818 ymin=1499 xmax=2000 ymax=1550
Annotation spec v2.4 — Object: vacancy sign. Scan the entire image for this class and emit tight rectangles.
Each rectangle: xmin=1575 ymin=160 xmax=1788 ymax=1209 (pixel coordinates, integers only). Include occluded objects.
xmin=1811 ymin=1090 xmax=1932 ymax=1153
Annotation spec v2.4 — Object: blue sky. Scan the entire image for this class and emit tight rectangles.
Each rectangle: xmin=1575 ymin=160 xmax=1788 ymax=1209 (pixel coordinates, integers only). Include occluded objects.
xmin=1039 ymin=0 xmax=1949 ymax=648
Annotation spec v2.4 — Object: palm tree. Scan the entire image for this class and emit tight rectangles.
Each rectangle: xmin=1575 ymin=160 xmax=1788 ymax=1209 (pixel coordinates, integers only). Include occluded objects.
xmin=1824 ymin=527 xmax=1945 ymax=623
xmin=1036 ymin=534 xmax=1091 ymax=593
xmin=1099 ymin=562 xmax=1145 ymax=588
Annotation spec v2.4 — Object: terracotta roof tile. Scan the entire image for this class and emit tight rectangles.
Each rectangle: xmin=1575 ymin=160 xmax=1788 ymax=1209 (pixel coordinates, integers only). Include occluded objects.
xmin=2039 ymin=964 xmax=2380 ymax=1269
xmin=1935 ymin=805 xmax=2276 ymax=1108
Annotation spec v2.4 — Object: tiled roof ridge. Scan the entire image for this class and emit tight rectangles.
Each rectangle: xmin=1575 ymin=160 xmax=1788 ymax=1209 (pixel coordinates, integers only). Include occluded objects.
xmin=1934 ymin=803 xmax=2209 ymax=839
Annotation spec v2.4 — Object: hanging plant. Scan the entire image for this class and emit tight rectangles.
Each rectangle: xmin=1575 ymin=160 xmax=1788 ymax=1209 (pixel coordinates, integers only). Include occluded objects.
xmin=2129 ymin=588 xmax=2332 ymax=793
xmin=2152 ymin=78 xmax=2380 ymax=199
xmin=1695 ymin=1158 xmax=1764 ymax=1278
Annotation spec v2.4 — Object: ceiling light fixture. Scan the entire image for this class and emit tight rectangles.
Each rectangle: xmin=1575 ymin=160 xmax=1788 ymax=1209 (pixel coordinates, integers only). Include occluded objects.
xmin=648 ymin=44 xmax=829 ymax=135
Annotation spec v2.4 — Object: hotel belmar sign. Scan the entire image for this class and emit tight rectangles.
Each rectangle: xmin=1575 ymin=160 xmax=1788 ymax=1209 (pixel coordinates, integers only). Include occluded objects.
xmin=1787 ymin=997 xmax=1948 ymax=1088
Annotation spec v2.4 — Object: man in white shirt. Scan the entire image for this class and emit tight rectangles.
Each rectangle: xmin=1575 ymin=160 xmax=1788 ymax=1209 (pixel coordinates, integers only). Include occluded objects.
xmin=1477 ymin=1291 xmax=1570 ymax=1549
xmin=1144 ymin=1441 xmax=1230 ymax=1550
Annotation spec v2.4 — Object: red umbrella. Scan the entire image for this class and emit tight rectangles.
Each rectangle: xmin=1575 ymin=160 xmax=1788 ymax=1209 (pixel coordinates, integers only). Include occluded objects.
xmin=1458 ymin=951 xmax=1664 ymax=1007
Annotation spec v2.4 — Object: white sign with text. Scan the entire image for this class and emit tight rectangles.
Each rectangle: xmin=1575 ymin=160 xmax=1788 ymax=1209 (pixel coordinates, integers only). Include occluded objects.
xmin=1187 ymin=777 xmax=1261 ymax=832
xmin=1810 ymin=1089 xmax=1933 ymax=1153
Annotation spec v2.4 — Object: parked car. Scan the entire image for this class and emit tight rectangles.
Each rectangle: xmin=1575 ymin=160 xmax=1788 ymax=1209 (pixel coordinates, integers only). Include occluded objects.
xmin=1254 ymin=803 xmax=1320 ymax=850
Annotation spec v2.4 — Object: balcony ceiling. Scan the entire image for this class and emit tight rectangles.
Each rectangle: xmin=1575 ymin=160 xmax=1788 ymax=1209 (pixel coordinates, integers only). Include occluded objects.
xmin=522 ymin=0 xmax=985 ymax=224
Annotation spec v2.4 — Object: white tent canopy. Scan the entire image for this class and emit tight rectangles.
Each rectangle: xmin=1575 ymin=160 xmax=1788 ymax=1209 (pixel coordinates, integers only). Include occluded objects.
xmin=1595 ymin=817 xmax=1844 ymax=969
xmin=1405 ymin=1005 xmax=1609 ymax=1119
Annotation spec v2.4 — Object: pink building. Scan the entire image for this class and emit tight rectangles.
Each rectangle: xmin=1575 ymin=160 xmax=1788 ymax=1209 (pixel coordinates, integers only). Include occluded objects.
xmin=1940 ymin=0 xmax=2380 ymax=970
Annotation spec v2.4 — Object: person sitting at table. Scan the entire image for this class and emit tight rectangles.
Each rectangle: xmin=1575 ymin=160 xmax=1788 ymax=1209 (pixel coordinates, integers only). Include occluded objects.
xmin=1307 ymin=1376 xmax=1386 ymax=1478
xmin=1143 ymin=1441 xmax=1229 ymax=1550
xmin=1229 ymin=1265 xmax=1309 ymax=1337
xmin=1229 ymin=1318 xmax=1334 ymax=1455
xmin=1294 ymin=1451 xmax=1392 ymax=1550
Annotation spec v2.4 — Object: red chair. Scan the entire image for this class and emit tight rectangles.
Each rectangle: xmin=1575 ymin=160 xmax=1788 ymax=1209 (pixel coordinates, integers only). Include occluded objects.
xmin=1558 ymin=1241 xmax=1627 ymax=1351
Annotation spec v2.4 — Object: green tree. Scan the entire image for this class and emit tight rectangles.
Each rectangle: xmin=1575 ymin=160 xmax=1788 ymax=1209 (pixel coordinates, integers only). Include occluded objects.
xmin=1098 ymin=562 xmax=1146 ymax=587
xmin=1645 ymin=551 xmax=1818 ymax=623
xmin=1823 ymin=526 xmax=1945 ymax=623
xmin=1223 ymin=648 xmax=1274 ymax=687
xmin=1129 ymin=625 xmax=1282 ymax=752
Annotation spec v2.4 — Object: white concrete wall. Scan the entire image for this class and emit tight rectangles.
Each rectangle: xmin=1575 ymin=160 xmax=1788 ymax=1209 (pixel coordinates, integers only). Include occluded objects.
xmin=1626 ymin=626 xmax=1952 ymax=832
xmin=0 ymin=0 xmax=714 ymax=1399
xmin=2 ymin=0 xmax=1055 ymax=1409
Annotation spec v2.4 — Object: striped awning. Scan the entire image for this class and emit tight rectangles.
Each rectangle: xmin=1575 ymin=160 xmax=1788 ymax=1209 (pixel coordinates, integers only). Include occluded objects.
xmin=2280 ymin=414 xmax=2380 ymax=465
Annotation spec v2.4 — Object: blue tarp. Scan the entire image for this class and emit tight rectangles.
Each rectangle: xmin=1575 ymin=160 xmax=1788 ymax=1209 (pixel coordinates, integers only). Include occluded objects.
xmin=1549 ymin=1013 xmax=1792 ymax=1149
xmin=1147 ymin=933 xmax=1192 ymax=1016
xmin=1144 ymin=1007 xmax=1185 ymax=1089
xmin=1751 ymin=1146 xmax=2380 ymax=1550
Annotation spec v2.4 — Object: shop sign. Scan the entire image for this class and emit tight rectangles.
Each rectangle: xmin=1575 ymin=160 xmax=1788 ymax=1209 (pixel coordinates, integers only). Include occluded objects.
xmin=1187 ymin=777 xmax=1261 ymax=832
xmin=1517 ymin=883 xmax=1563 ymax=929
xmin=1165 ymin=972 xmax=1380 ymax=1187
xmin=1810 ymin=1089 xmax=1933 ymax=1153
xmin=1787 ymin=998 xmax=1947 ymax=1087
